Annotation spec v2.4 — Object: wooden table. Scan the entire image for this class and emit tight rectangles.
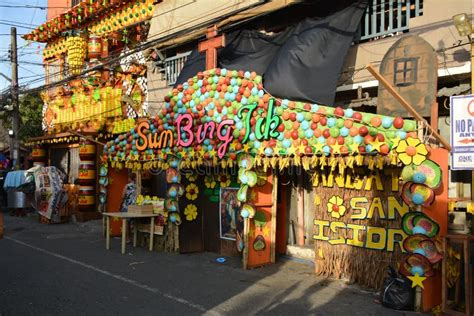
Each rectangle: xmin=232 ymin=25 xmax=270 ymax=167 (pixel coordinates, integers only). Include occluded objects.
xmin=102 ymin=212 xmax=160 ymax=254
xmin=442 ymin=234 xmax=473 ymax=316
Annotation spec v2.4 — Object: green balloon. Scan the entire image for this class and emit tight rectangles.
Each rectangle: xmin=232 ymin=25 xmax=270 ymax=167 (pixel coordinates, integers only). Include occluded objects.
xmin=208 ymin=77 xmax=214 ymax=84
xmin=276 ymin=107 xmax=284 ymax=115
xmin=345 ymin=137 xmax=353 ymax=145
xmin=386 ymin=131 xmax=396 ymax=139
xmin=330 ymin=127 xmax=340 ymax=138
xmin=255 ymin=76 xmax=262 ymax=84
xmin=336 ymin=118 xmax=345 ymax=128
xmin=298 ymin=130 xmax=305 ymax=139
xmin=233 ymin=129 xmax=240 ymax=138
xmin=403 ymin=120 xmax=416 ymax=132
xmin=304 ymin=112 xmax=312 ymax=121
xmin=369 ymin=127 xmax=378 ymax=136
xmin=236 ymin=78 xmax=242 ymax=86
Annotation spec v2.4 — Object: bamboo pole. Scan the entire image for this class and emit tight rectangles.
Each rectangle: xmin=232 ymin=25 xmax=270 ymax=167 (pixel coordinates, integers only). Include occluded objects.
xmin=365 ymin=64 xmax=451 ymax=151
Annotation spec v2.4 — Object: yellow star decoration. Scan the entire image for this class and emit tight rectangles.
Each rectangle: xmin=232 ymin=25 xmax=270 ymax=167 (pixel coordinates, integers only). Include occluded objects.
xmin=407 ymin=273 xmax=427 ymax=289
xmin=230 ymin=143 xmax=237 ymax=151
xmin=331 ymin=143 xmax=343 ymax=155
xmin=273 ymin=145 xmax=282 ymax=156
xmin=258 ymin=146 xmax=266 ymax=155
xmin=314 ymin=142 xmax=325 ymax=154
xmin=296 ymin=145 xmax=305 ymax=155
xmin=287 ymin=146 xmax=297 ymax=156
xmin=349 ymin=143 xmax=359 ymax=155
xmin=198 ymin=148 xmax=206 ymax=157
xmin=242 ymin=143 xmax=250 ymax=153
xmin=262 ymin=225 xmax=270 ymax=237
xmin=369 ymin=138 xmax=384 ymax=152
xmin=209 ymin=148 xmax=217 ymax=157
xmin=391 ymin=136 xmax=401 ymax=149
xmin=180 ymin=150 xmax=187 ymax=159
xmin=189 ymin=149 xmax=196 ymax=158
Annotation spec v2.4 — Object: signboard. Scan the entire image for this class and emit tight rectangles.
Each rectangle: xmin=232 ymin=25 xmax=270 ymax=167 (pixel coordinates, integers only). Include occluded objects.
xmin=450 ymin=94 xmax=474 ymax=170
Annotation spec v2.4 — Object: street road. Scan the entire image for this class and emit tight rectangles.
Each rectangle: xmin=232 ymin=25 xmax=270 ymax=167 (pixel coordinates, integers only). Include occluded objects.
xmin=0 ymin=215 xmax=400 ymax=315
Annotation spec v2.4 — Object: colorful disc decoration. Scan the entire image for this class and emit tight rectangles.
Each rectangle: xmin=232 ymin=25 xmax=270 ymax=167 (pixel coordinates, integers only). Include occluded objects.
xmin=399 ymin=253 xmax=434 ymax=277
xmin=415 ymin=160 xmax=442 ymax=189
xmin=403 ymin=234 xmax=442 ymax=264
xmin=401 ymin=182 xmax=435 ymax=207
xmin=401 ymin=212 xmax=440 ymax=238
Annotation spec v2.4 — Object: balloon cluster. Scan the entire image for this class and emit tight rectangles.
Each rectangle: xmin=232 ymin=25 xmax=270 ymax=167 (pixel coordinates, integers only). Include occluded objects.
xmin=103 ymin=68 xmax=418 ymax=163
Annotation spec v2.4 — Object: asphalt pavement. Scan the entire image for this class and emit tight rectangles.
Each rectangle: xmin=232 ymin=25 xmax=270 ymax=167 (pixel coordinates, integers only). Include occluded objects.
xmin=0 ymin=214 xmax=404 ymax=316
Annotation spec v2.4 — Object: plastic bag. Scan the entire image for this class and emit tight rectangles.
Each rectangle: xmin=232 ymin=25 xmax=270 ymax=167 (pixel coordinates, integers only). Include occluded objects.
xmin=380 ymin=266 xmax=415 ymax=310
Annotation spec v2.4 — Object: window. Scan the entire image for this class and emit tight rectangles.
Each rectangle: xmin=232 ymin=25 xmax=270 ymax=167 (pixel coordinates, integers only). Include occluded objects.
xmin=393 ymin=57 xmax=418 ymax=87
xmin=71 ymin=0 xmax=81 ymax=7
xmin=357 ymin=0 xmax=423 ymax=42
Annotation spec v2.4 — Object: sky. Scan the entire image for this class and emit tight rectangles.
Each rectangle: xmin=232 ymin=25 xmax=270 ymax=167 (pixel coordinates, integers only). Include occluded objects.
xmin=0 ymin=0 xmax=48 ymax=94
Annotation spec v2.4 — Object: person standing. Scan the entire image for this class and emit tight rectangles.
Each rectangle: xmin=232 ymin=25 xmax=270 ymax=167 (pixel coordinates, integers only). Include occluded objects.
xmin=120 ymin=173 xmax=137 ymax=242
xmin=120 ymin=173 xmax=137 ymax=213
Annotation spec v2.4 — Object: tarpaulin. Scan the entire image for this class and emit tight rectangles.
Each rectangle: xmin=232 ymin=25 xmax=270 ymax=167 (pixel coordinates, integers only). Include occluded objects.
xmin=176 ymin=0 xmax=368 ymax=106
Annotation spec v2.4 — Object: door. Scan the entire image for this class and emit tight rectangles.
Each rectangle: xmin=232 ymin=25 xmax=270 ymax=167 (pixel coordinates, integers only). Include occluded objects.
xmin=179 ymin=174 xmax=205 ymax=253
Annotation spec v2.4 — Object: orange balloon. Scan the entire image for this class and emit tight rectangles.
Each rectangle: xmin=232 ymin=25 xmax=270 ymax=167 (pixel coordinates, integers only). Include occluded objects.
xmin=314 ymin=129 xmax=322 ymax=137
xmin=344 ymin=119 xmax=353 ymax=128
xmin=327 ymin=137 xmax=336 ymax=145
xmin=293 ymin=122 xmax=300 ymax=130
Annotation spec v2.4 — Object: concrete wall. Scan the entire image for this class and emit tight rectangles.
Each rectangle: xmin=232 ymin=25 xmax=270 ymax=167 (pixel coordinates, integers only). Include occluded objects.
xmin=147 ymin=0 xmax=263 ymax=41
xmin=47 ymin=0 xmax=72 ymax=21
xmin=339 ymin=0 xmax=472 ymax=90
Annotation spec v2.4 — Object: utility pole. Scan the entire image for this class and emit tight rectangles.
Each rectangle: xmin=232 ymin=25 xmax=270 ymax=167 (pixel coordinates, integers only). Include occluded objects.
xmin=10 ymin=27 xmax=19 ymax=170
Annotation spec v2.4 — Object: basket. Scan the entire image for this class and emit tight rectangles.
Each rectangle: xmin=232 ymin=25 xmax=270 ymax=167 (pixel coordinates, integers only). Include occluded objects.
xmin=127 ymin=204 xmax=154 ymax=215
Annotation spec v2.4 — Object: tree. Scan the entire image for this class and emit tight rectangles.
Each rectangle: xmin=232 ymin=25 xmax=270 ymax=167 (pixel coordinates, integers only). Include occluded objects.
xmin=0 ymin=92 xmax=43 ymax=142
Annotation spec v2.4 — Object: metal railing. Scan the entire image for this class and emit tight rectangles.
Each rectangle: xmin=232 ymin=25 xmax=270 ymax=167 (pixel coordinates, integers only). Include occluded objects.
xmin=164 ymin=51 xmax=192 ymax=86
xmin=358 ymin=0 xmax=423 ymax=41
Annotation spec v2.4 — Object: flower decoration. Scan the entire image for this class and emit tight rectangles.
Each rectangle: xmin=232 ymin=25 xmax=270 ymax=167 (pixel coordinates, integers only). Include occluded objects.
xmin=184 ymin=204 xmax=198 ymax=221
xmin=396 ymin=137 xmax=428 ymax=166
xmin=218 ymin=174 xmax=231 ymax=187
xmin=327 ymin=195 xmax=346 ymax=219
xmin=185 ymin=183 xmax=199 ymax=200
xmin=204 ymin=175 xmax=217 ymax=189
xmin=185 ymin=171 xmax=197 ymax=182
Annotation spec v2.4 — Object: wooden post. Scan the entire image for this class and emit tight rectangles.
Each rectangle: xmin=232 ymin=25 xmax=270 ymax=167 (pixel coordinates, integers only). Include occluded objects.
xmin=430 ymin=102 xmax=438 ymax=133
xmin=106 ymin=216 xmax=110 ymax=250
xmin=198 ymin=25 xmax=225 ymax=70
xmin=133 ymin=219 xmax=138 ymax=247
xmin=121 ymin=219 xmax=126 ymax=254
xmin=366 ymin=64 xmax=451 ymax=150
xmin=442 ymin=237 xmax=447 ymax=312
xmin=149 ymin=216 xmax=155 ymax=251
xmin=270 ymin=173 xmax=278 ymax=263
xmin=297 ymin=172 xmax=305 ymax=246
xmin=243 ymin=218 xmax=250 ymax=269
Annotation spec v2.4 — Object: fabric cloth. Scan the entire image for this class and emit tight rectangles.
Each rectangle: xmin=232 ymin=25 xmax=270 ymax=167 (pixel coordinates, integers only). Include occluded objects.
xmin=4 ymin=171 xmax=27 ymax=189
xmin=120 ymin=182 xmax=137 ymax=212
xmin=176 ymin=0 xmax=368 ymax=106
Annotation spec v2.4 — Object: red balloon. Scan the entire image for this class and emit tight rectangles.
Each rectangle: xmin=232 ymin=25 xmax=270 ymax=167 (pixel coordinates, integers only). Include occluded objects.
xmin=291 ymin=130 xmax=299 ymax=140
xmin=359 ymin=126 xmax=368 ymax=136
xmin=393 ymin=116 xmax=404 ymax=129
xmin=334 ymin=107 xmax=344 ymax=117
xmin=353 ymin=112 xmax=362 ymax=122
xmin=322 ymin=128 xmax=330 ymax=138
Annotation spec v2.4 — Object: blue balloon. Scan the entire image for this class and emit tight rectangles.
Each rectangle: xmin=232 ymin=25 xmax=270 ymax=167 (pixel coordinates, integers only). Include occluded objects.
xmin=281 ymin=99 xmax=289 ymax=108
xmin=353 ymin=135 xmax=363 ymax=144
xmin=277 ymin=133 xmax=284 ymax=141
xmin=413 ymin=172 xmax=427 ymax=184
xmin=232 ymin=86 xmax=239 ymax=93
xmin=251 ymin=87 xmax=258 ymax=95
xmin=241 ymin=97 xmax=248 ymax=105
xmin=344 ymin=108 xmax=354 ymax=118
xmin=397 ymin=131 xmax=407 ymax=139
xmin=264 ymin=147 xmax=273 ymax=156
xmin=241 ymin=209 xmax=249 ymax=218
xmin=413 ymin=226 xmax=427 ymax=235
xmin=207 ymin=144 xmax=213 ymax=151
xmin=412 ymin=193 xmax=425 ymax=205
xmin=283 ymin=139 xmax=292 ymax=148
xmin=382 ymin=117 xmax=393 ymax=129
xmin=301 ymin=121 xmax=310 ymax=130
xmin=318 ymin=136 xmax=326 ymax=144
xmin=413 ymin=248 xmax=427 ymax=257
xmin=323 ymin=145 xmax=331 ymax=156
xmin=254 ymin=141 xmax=261 ymax=149
xmin=204 ymin=139 xmax=210 ymax=145
xmin=311 ymin=104 xmax=319 ymax=113
xmin=366 ymin=144 xmax=373 ymax=152
xmin=258 ymin=90 xmax=264 ymax=97
xmin=249 ymin=133 xmax=256 ymax=141
xmin=305 ymin=130 xmax=314 ymax=138
xmin=197 ymin=80 xmax=203 ymax=87
xmin=340 ymin=127 xmax=349 ymax=137
xmin=296 ymin=113 xmax=305 ymax=122
xmin=221 ymin=69 xmax=227 ymax=76
xmin=230 ymin=78 xmax=236 ymax=85
xmin=327 ymin=117 xmax=336 ymax=127
xmin=244 ymin=71 xmax=251 ymax=78
xmin=411 ymin=266 xmax=425 ymax=277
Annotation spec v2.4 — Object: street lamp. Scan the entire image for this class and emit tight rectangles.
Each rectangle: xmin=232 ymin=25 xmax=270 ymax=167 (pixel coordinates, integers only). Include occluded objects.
xmin=452 ymin=13 xmax=472 ymax=38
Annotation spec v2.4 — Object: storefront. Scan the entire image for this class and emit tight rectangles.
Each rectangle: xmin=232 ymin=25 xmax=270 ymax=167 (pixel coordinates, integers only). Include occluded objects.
xmin=101 ymin=68 xmax=448 ymax=311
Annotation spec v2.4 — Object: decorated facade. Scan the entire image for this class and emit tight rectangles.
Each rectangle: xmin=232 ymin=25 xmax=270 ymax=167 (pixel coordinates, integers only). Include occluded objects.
xmin=100 ymin=68 xmax=448 ymax=308
xmin=24 ymin=0 xmax=156 ymax=222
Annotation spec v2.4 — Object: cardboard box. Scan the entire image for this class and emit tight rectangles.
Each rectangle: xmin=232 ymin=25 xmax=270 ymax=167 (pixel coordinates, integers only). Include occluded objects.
xmin=128 ymin=204 xmax=154 ymax=215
